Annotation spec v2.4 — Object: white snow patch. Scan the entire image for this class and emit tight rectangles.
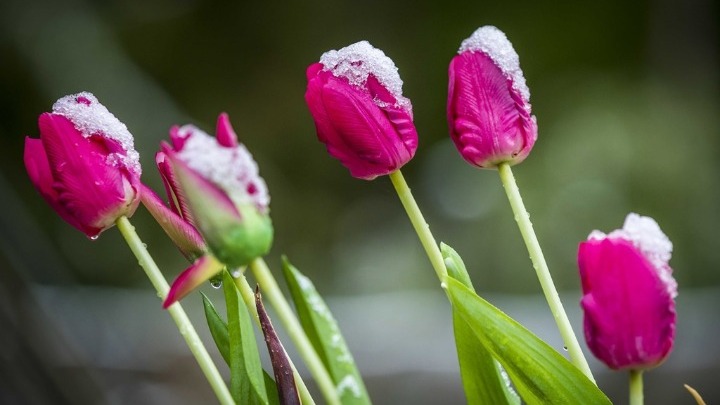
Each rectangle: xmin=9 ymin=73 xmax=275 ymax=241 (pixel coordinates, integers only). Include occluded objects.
xmin=588 ymin=213 xmax=676 ymax=297
xmin=52 ymin=92 xmax=141 ymax=175
xmin=458 ymin=26 xmax=530 ymax=103
xmin=336 ymin=375 xmax=361 ymax=398
xmin=176 ymin=125 xmax=269 ymax=213
xmin=320 ymin=41 xmax=411 ymax=110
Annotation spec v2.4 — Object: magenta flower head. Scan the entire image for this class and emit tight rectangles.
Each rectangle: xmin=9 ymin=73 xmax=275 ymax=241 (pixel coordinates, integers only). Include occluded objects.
xmin=156 ymin=114 xmax=273 ymax=307
xmin=448 ymin=26 xmax=537 ymax=169
xmin=24 ymin=92 xmax=141 ymax=238
xmin=305 ymin=41 xmax=418 ymax=180
xmin=578 ymin=213 xmax=676 ymax=370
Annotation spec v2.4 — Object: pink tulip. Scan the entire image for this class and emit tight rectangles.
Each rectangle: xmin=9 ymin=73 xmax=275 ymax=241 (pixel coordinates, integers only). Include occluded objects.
xmin=578 ymin=213 xmax=676 ymax=370
xmin=144 ymin=113 xmax=273 ymax=307
xmin=448 ymin=26 xmax=537 ymax=169
xmin=305 ymin=41 xmax=418 ymax=180
xmin=24 ymin=92 xmax=141 ymax=238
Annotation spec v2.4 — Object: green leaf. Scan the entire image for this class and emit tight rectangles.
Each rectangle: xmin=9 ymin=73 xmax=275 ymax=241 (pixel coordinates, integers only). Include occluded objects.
xmin=441 ymin=243 xmax=519 ymax=405
xmin=202 ymin=292 xmax=281 ymax=405
xmin=222 ymin=270 xmax=269 ymax=405
xmin=281 ymin=257 xmax=371 ymax=405
xmin=202 ymin=292 xmax=231 ymax=364
xmin=441 ymin=243 xmax=474 ymax=290
xmin=445 ymin=277 xmax=611 ymax=405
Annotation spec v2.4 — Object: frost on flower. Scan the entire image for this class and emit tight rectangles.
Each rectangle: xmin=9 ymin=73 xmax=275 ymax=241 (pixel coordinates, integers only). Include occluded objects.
xmin=175 ymin=125 xmax=270 ymax=213
xmin=52 ymin=92 xmax=141 ymax=175
xmin=588 ymin=213 xmax=676 ymax=297
xmin=320 ymin=40 xmax=411 ymax=110
xmin=458 ymin=26 xmax=530 ymax=105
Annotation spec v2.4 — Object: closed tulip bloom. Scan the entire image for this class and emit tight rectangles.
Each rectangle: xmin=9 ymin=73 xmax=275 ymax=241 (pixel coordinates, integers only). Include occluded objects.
xmin=448 ymin=26 xmax=537 ymax=168
xmin=157 ymin=114 xmax=273 ymax=307
xmin=578 ymin=213 xmax=676 ymax=370
xmin=305 ymin=41 xmax=418 ymax=180
xmin=24 ymin=92 xmax=141 ymax=238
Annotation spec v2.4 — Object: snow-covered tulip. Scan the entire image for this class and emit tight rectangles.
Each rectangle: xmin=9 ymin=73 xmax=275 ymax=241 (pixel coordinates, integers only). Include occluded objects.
xmin=578 ymin=213 xmax=676 ymax=370
xmin=305 ymin=41 xmax=418 ymax=180
xmin=24 ymin=92 xmax=141 ymax=238
xmin=448 ymin=26 xmax=537 ymax=169
xmin=158 ymin=114 xmax=273 ymax=307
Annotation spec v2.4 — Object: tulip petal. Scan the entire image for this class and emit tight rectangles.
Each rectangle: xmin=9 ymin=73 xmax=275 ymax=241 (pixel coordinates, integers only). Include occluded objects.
xmin=39 ymin=114 xmax=133 ymax=235
xmin=216 ymin=112 xmax=239 ymax=147
xmin=156 ymin=149 xmax=195 ymax=225
xmin=24 ymin=136 xmax=92 ymax=234
xmin=449 ymin=53 xmax=525 ymax=165
xmin=579 ymin=238 xmax=676 ymax=370
xmin=318 ymin=76 xmax=410 ymax=179
xmin=139 ymin=183 xmax=205 ymax=260
xmin=164 ymin=254 xmax=224 ymax=308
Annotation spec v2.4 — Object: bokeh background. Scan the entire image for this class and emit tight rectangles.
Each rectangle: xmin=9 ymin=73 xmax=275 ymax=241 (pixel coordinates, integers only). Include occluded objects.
xmin=1 ymin=0 xmax=718 ymax=404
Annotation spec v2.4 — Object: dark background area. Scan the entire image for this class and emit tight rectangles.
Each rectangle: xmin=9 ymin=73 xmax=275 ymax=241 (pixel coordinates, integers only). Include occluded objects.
xmin=0 ymin=0 xmax=718 ymax=404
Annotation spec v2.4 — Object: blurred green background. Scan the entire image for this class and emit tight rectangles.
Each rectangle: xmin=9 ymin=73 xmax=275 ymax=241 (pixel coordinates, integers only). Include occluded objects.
xmin=1 ymin=0 xmax=718 ymax=404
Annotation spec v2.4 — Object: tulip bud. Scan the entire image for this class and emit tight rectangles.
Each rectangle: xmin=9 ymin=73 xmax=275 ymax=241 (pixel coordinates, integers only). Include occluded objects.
xmin=448 ymin=26 xmax=537 ymax=169
xmin=578 ymin=213 xmax=676 ymax=370
xmin=24 ymin=92 xmax=141 ymax=238
xmin=305 ymin=41 xmax=418 ymax=180
xmin=160 ymin=113 xmax=271 ymax=284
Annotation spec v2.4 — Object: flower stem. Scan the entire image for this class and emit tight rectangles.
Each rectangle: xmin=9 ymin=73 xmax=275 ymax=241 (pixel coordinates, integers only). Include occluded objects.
xmin=116 ymin=216 xmax=234 ymax=405
xmin=231 ymin=271 xmax=316 ymax=405
xmin=629 ymin=369 xmax=644 ymax=405
xmin=388 ymin=170 xmax=448 ymax=281
xmin=496 ymin=163 xmax=594 ymax=382
xmin=249 ymin=258 xmax=341 ymax=405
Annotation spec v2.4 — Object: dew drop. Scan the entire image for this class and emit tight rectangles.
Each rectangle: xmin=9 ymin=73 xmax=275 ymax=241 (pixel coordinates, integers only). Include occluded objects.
xmin=209 ymin=276 xmax=222 ymax=289
xmin=563 ymin=346 xmax=568 ymax=351
xmin=90 ymin=235 xmax=99 ymax=241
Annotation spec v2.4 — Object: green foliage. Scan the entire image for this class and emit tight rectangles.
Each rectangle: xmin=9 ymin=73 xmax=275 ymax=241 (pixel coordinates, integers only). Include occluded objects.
xmin=221 ymin=270 xmax=269 ymax=405
xmin=202 ymin=291 xmax=281 ymax=405
xmin=282 ymin=257 xmax=371 ymax=405
xmin=445 ymin=277 xmax=611 ymax=405
xmin=441 ymin=243 xmax=520 ymax=405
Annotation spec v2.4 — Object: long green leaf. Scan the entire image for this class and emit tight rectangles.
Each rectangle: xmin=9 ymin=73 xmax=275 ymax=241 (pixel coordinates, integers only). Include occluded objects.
xmin=202 ymin=293 xmax=281 ymax=405
xmin=281 ymin=257 xmax=371 ymax=405
xmin=441 ymin=243 xmax=519 ymax=405
xmin=445 ymin=277 xmax=611 ymax=405
xmin=202 ymin=292 xmax=231 ymax=364
xmin=222 ymin=270 xmax=269 ymax=405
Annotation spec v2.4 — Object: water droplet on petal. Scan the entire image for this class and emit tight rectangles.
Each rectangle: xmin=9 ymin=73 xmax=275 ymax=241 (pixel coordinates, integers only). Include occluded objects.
xmin=89 ymin=235 xmax=99 ymax=241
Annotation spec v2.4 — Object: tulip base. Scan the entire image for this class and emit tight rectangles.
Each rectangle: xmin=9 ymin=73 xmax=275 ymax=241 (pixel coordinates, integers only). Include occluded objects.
xmin=497 ymin=163 xmax=595 ymax=382
xmin=116 ymin=216 xmax=234 ymax=405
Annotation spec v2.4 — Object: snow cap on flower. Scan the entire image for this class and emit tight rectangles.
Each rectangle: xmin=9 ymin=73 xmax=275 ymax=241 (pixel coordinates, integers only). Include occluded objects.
xmin=448 ymin=26 xmax=537 ymax=169
xmin=24 ymin=92 xmax=141 ymax=238
xmin=579 ymin=213 xmax=676 ymax=370
xmin=305 ymin=41 xmax=418 ymax=180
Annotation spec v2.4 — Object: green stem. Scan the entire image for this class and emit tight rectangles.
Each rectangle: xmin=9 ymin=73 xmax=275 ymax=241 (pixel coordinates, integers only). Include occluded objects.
xmin=115 ymin=216 xmax=234 ymax=405
xmin=388 ymin=170 xmax=448 ymax=281
xmin=629 ymin=369 xmax=644 ymax=405
xmin=249 ymin=258 xmax=341 ymax=405
xmin=231 ymin=272 xmax=316 ymax=405
xmin=496 ymin=163 xmax=594 ymax=382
